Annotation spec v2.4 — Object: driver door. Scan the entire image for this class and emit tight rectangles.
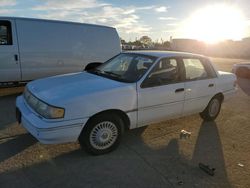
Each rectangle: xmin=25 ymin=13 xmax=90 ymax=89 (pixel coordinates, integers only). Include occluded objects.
xmin=137 ymin=57 xmax=185 ymax=127
xmin=0 ymin=19 xmax=21 ymax=82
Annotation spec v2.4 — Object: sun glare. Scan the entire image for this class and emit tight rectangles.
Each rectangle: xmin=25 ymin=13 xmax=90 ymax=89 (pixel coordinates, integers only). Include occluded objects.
xmin=181 ymin=4 xmax=247 ymax=43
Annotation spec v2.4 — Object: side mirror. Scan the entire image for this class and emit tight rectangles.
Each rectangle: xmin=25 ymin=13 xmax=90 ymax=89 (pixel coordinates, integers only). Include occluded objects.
xmin=84 ymin=62 xmax=102 ymax=71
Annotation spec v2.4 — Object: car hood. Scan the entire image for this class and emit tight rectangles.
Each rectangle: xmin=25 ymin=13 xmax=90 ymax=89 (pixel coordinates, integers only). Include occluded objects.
xmin=27 ymin=72 xmax=130 ymax=105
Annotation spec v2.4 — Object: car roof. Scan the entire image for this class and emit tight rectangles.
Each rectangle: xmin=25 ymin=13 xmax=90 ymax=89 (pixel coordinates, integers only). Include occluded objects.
xmin=123 ymin=50 xmax=206 ymax=59
xmin=0 ymin=16 xmax=114 ymax=29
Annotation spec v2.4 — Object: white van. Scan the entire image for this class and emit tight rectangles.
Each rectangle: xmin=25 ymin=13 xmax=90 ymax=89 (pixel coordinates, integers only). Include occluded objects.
xmin=0 ymin=17 xmax=121 ymax=84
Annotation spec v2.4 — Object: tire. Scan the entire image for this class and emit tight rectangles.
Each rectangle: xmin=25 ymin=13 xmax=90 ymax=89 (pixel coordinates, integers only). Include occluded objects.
xmin=200 ymin=96 xmax=222 ymax=121
xmin=78 ymin=113 xmax=124 ymax=155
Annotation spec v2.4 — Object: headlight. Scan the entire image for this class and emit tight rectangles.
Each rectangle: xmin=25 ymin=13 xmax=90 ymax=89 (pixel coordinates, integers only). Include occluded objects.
xmin=24 ymin=87 xmax=65 ymax=119
xmin=36 ymin=100 xmax=65 ymax=119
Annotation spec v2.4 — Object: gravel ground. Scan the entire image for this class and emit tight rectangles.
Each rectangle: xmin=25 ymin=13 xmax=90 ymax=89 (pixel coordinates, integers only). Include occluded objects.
xmin=0 ymin=57 xmax=249 ymax=188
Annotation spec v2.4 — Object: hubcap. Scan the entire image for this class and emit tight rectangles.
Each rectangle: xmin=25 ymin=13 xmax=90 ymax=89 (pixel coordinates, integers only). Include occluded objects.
xmin=209 ymin=98 xmax=220 ymax=117
xmin=90 ymin=121 xmax=118 ymax=150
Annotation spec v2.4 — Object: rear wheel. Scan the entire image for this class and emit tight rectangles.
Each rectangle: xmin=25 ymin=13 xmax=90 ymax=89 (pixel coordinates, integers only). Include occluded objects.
xmin=79 ymin=114 xmax=124 ymax=155
xmin=200 ymin=96 xmax=222 ymax=121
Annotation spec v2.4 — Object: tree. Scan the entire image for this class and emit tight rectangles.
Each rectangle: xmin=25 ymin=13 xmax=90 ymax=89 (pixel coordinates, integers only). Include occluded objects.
xmin=162 ymin=41 xmax=171 ymax=48
xmin=133 ymin=40 xmax=143 ymax=46
xmin=120 ymin=38 xmax=126 ymax=44
xmin=139 ymin=36 xmax=152 ymax=46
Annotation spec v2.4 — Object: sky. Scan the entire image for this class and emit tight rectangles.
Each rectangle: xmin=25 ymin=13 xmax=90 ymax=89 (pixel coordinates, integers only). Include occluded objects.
xmin=0 ymin=0 xmax=250 ymax=43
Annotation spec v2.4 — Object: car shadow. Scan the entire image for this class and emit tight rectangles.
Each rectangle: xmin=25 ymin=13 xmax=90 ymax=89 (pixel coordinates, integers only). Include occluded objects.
xmin=190 ymin=121 xmax=231 ymax=187
xmin=0 ymin=133 xmax=37 ymax=162
xmin=0 ymin=121 xmax=231 ymax=187
xmin=122 ymin=121 xmax=231 ymax=187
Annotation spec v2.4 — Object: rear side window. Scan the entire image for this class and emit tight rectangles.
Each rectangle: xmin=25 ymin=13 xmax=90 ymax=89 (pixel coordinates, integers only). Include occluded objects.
xmin=0 ymin=21 xmax=12 ymax=45
xmin=183 ymin=58 xmax=208 ymax=80
xmin=202 ymin=58 xmax=217 ymax=78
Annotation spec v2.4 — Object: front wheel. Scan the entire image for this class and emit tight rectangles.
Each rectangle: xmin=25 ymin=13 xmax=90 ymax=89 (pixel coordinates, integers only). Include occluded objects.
xmin=200 ymin=96 xmax=222 ymax=121
xmin=78 ymin=114 xmax=124 ymax=155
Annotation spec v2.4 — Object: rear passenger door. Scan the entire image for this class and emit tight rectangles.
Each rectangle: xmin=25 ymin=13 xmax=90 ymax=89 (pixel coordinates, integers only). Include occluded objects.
xmin=0 ymin=19 xmax=21 ymax=82
xmin=182 ymin=58 xmax=217 ymax=115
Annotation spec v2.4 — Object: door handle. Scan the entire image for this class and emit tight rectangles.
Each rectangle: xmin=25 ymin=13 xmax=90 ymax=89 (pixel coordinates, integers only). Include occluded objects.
xmin=14 ymin=54 xmax=18 ymax=62
xmin=208 ymin=83 xmax=214 ymax=87
xmin=175 ymin=88 xmax=184 ymax=93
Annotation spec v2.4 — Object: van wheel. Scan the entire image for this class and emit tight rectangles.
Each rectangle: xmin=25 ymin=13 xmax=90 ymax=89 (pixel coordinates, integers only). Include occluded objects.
xmin=78 ymin=114 xmax=124 ymax=155
xmin=200 ymin=96 xmax=222 ymax=121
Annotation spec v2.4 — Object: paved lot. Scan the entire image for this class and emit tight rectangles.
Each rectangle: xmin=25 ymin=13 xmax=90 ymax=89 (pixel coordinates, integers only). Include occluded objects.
xmin=0 ymin=57 xmax=250 ymax=188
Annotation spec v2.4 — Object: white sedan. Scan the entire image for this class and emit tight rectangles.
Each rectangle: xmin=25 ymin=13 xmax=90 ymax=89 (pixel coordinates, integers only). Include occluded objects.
xmin=16 ymin=51 xmax=237 ymax=155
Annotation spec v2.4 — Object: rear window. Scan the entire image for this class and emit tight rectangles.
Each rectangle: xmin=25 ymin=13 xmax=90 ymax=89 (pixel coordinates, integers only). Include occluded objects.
xmin=183 ymin=58 xmax=208 ymax=80
xmin=0 ymin=21 xmax=12 ymax=45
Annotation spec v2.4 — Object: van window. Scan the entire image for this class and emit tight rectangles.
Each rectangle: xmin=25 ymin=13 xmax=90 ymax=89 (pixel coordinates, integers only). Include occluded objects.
xmin=0 ymin=21 xmax=12 ymax=45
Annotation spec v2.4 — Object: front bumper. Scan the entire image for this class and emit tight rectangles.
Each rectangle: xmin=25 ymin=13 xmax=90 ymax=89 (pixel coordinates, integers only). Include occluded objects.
xmin=16 ymin=96 xmax=88 ymax=144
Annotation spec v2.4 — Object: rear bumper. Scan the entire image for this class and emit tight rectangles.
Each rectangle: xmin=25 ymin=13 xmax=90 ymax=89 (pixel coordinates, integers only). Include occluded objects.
xmin=16 ymin=96 xmax=88 ymax=144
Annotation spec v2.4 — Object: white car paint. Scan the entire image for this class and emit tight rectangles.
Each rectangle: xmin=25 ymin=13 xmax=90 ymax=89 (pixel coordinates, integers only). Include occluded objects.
xmin=16 ymin=51 xmax=237 ymax=144
xmin=183 ymin=78 xmax=217 ymax=115
xmin=217 ymin=71 xmax=238 ymax=100
xmin=0 ymin=17 xmax=121 ymax=83
xmin=27 ymin=72 xmax=137 ymax=120
xmin=137 ymin=82 xmax=185 ymax=126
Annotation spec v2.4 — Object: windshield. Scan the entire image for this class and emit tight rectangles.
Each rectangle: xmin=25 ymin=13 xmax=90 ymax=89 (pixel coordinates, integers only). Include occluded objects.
xmin=88 ymin=53 xmax=156 ymax=83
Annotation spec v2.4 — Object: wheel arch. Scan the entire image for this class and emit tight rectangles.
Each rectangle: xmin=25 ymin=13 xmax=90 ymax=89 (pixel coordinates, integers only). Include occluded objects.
xmin=82 ymin=109 xmax=131 ymax=133
xmin=200 ymin=92 xmax=224 ymax=121
xmin=201 ymin=92 xmax=224 ymax=113
xmin=214 ymin=92 xmax=224 ymax=102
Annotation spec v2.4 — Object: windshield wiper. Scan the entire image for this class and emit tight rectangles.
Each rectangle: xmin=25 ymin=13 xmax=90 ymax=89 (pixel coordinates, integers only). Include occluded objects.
xmin=87 ymin=69 xmax=103 ymax=75
xmin=88 ymin=69 xmax=129 ymax=82
xmin=103 ymin=71 xmax=122 ymax=78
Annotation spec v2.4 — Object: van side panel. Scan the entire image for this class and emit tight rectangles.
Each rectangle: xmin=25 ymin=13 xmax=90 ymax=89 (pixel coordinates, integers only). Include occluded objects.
xmin=15 ymin=19 xmax=121 ymax=81
xmin=0 ymin=19 xmax=21 ymax=82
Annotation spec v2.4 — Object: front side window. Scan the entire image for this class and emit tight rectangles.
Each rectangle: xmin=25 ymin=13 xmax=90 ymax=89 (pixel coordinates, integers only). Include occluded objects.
xmin=0 ymin=21 xmax=12 ymax=45
xmin=183 ymin=58 xmax=208 ymax=80
xmin=141 ymin=58 xmax=180 ymax=88
xmin=88 ymin=53 xmax=156 ymax=83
